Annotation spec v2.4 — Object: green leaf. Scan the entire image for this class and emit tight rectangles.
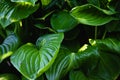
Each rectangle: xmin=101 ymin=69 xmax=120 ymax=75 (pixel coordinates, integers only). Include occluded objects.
xmin=87 ymin=0 xmax=100 ymax=7
xmin=0 ymin=34 xmax=20 ymax=63
xmin=0 ymin=0 xmax=39 ymax=28
xmin=69 ymin=70 xmax=88 ymax=80
xmin=41 ymin=0 xmax=52 ymax=6
xmin=11 ymin=33 xmax=64 ymax=80
xmin=0 ymin=73 xmax=19 ymax=80
xmin=78 ymin=38 xmax=120 ymax=80
xmin=89 ymin=38 xmax=120 ymax=55
xmin=51 ymin=11 xmax=78 ymax=32
xmin=105 ymin=21 xmax=120 ymax=32
xmin=11 ymin=0 xmax=38 ymax=5
xmin=46 ymin=47 xmax=75 ymax=80
xmin=46 ymin=44 xmax=99 ymax=80
xmin=70 ymin=4 xmax=115 ymax=26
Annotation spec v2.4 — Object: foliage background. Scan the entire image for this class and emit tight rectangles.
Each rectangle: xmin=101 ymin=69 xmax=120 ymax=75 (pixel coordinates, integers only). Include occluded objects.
xmin=0 ymin=0 xmax=120 ymax=80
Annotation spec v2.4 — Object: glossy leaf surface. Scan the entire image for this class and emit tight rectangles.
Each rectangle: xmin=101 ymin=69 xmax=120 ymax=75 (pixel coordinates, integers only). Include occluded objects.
xmin=0 ymin=0 xmax=39 ymax=28
xmin=46 ymin=45 xmax=99 ymax=80
xmin=51 ymin=11 xmax=78 ymax=32
xmin=0 ymin=34 xmax=20 ymax=63
xmin=11 ymin=33 xmax=64 ymax=80
xmin=70 ymin=4 xmax=115 ymax=26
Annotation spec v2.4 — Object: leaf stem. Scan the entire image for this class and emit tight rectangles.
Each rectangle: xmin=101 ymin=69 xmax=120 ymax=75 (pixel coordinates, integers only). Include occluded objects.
xmin=102 ymin=30 xmax=107 ymax=39
xmin=95 ymin=26 xmax=97 ymax=39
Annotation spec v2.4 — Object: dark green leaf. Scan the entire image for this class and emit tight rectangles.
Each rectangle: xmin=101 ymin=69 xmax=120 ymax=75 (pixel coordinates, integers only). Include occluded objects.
xmin=89 ymin=38 xmax=120 ymax=55
xmin=0 ymin=0 xmax=39 ymax=28
xmin=87 ymin=0 xmax=100 ymax=7
xmin=11 ymin=33 xmax=64 ymax=80
xmin=0 ymin=34 xmax=20 ymax=63
xmin=105 ymin=20 xmax=120 ymax=32
xmin=46 ymin=44 xmax=99 ymax=80
xmin=69 ymin=70 xmax=88 ymax=80
xmin=0 ymin=73 xmax=19 ymax=80
xmin=51 ymin=11 xmax=78 ymax=32
xmin=70 ymin=4 xmax=115 ymax=26
xmin=88 ymin=38 xmax=120 ymax=80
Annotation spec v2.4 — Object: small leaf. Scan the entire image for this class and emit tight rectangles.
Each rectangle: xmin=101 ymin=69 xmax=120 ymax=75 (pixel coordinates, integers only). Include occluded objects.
xmin=0 ymin=73 xmax=19 ymax=80
xmin=51 ymin=11 xmax=78 ymax=32
xmin=0 ymin=0 xmax=39 ymax=28
xmin=0 ymin=34 xmax=20 ymax=63
xmin=41 ymin=0 xmax=52 ymax=6
xmin=70 ymin=4 xmax=115 ymax=26
xmin=11 ymin=0 xmax=38 ymax=5
xmin=11 ymin=33 xmax=64 ymax=80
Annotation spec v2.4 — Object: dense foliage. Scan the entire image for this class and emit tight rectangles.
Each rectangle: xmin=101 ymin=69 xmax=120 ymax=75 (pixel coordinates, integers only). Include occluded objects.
xmin=0 ymin=0 xmax=120 ymax=80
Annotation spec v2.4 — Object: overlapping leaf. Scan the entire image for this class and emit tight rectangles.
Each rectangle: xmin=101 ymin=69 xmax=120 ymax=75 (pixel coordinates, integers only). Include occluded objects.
xmin=0 ymin=34 xmax=20 ymax=63
xmin=0 ymin=0 xmax=39 ymax=28
xmin=46 ymin=45 xmax=99 ymax=80
xmin=70 ymin=4 xmax=115 ymax=26
xmin=51 ymin=11 xmax=78 ymax=32
xmin=11 ymin=33 xmax=64 ymax=80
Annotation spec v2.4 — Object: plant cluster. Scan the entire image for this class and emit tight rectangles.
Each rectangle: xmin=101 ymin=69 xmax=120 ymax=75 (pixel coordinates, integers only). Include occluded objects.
xmin=0 ymin=0 xmax=120 ymax=80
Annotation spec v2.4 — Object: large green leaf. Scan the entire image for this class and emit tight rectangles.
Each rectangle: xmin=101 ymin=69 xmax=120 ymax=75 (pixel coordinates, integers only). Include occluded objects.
xmin=0 ymin=0 xmax=39 ymax=28
xmin=0 ymin=73 xmax=20 ymax=80
xmin=11 ymin=0 xmax=38 ymax=5
xmin=0 ymin=34 xmax=20 ymax=63
xmin=72 ymin=38 xmax=120 ymax=80
xmin=11 ymin=33 xmax=64 ymax=80
xmin=89 ymin=38 xmax=120 ymax=54
xmin=51 ymin=11 xmax=78 ymax=32
xmin=46 ymin=47 xmax=76 ymax=80
xmin=46 ymin=45 xmax=99 ymax=80
xmin=88 ymin=38 xmax=120 ymax=80
xmin=70 ymin=4 xmax=115 ymax=26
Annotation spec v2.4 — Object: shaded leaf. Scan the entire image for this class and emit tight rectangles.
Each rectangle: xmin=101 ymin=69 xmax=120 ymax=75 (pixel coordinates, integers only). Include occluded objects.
xmin=46 ymin=44 xmax=99 ymax=80
xmin=0 ymin=73 xmax=19 ymax=80
xmin=11 ymin=33 xmax=64 ymax=80
xmin=0 ymin=34 xmax=20 ymax=63
xmin=51 ymin=11 xmax=78 ymax=32
xmin=69 ymin=70 xmax=88 ymax=80
xmin=0 ymin=0 xmax=39 ymax=28
xmin=70 ymin=4 xmax=115 ymax=26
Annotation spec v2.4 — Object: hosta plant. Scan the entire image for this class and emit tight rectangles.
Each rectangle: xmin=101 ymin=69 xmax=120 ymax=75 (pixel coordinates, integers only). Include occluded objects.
xmin=0 ymin=0 xmax=120 ymax=80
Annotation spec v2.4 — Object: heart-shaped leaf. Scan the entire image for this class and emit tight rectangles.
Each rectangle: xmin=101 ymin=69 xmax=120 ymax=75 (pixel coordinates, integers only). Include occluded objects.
xmin=0 ymin=34 xmax=20 ymax=63
xmin=11 ymin=33 xmax=64 ymax=80
xmin=70 ymin=4 xmax=115 ymax=26
xmin=0 ymin=0 xmax=39 ymax=28
xmin=51 ymin=11 xmax=78 ymax=32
